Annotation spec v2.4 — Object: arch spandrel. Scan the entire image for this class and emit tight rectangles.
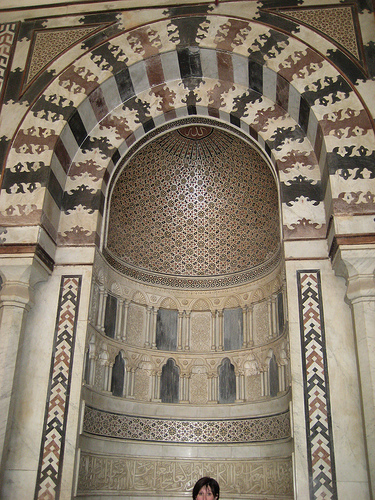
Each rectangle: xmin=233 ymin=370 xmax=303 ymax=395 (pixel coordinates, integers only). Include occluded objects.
xmin=1 ymin=14 xmax=373 ymax=257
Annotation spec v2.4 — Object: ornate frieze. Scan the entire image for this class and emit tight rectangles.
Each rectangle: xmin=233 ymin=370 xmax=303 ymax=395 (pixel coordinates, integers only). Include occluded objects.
xmin=83 ymin=405 xmax=290 ymax=443
xmin=77 ymin=453 xmax=293 ymax=498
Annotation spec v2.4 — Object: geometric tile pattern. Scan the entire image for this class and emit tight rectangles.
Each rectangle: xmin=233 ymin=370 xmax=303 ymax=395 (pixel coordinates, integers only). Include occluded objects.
xmin=34 ymin=276 xmax=82 ymax=500
xmin=25 ymin=26 xmax=102 ymax=88
xmin=108 ymin=125 xmax=279 ymax=278
xmin=297 ymin=271 xmax=337 ymax=500
xmin=83 ymin=405 xmax=291 ymax=444
xmin=0 ymin=23 xmax=17 ymax=103
xmin=77 ymin=453 xmax=294 ymax=497
xmin=277 ymin=6 xmax=361 ymax=60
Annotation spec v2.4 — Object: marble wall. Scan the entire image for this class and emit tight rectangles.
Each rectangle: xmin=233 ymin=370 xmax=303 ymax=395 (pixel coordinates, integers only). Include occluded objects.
xmin=0 ymin=1 xmax=374 ymax=499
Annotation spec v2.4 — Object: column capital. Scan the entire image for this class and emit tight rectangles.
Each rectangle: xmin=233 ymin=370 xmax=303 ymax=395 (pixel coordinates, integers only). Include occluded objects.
xmin=332 ymin=246 xmax=375 ymax=302
xmin=0 ymin=254 xmax=51 ymax=308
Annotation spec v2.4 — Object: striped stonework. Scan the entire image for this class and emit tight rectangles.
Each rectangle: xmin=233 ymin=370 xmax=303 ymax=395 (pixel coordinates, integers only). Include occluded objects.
xmin=297 ymin=270 xmax=337 ymax=499
xmin=34 ymin=276 xmax=82 ymax=500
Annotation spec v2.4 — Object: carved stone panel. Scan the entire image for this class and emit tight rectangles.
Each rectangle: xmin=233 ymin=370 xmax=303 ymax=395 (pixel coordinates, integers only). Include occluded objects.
xmin=134 ymin=367 xmax=151 ymax=401
xmin=190 ymin=311 xmax=211 ymax=351
xmin=253 ymin=301 xmax=269 ymax=345
xmin=127 ymin=303 xmax=145 ymax=347
xmin=190 ymin=370 xmax=208 ymax=404
xmin=77 ymin=453 xmax=293 ymax=498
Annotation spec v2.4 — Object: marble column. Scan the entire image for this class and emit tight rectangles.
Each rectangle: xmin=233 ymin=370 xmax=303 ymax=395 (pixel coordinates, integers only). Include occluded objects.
xmin=184 ymin=311 xmax=191 ymax=350
xmin=208 ymin=374 xmax=218 ymax=402
xmin=248 ymin=304 xmax=254 ymax=347
xmin=151 ymin=307 xmax=158 ymax=349
xmin=97 ymin=287 xmax=107 ymax=332
xmin=217 ymin=310 xmax=223 ymax=351
xmin=179 ymin=374 xmax=190 ymax=403
xmin=271 ymin=294 xmax=278 ymax=338
xmin=177 ymin=311 xmax=183 ymax=351
xmin=0 ymin=255 xmax=50 ymax=475
xmin=333 ymin=246 xmax=375 ymax=492
xmin=144 ymin=306 xmax=152 ymax=347
xmin=152 ymin=371 xmax=161 ymax=402
xmin=267 ymin=297 xmax=273 ymax=340
xmin=115 ymin=298 xmax=124 ymax=340
xmin=235 ymin=371 xmax=245 ymax=402
xmin=242 ymin=307 xmax=248 ymax=348
xmin=127 ymin=368 xmax=136 ymax=398
xmin=211 ymin=310 xmax=217 ymax=350
xmin=122 ymin=299 xmax=130 ymax=342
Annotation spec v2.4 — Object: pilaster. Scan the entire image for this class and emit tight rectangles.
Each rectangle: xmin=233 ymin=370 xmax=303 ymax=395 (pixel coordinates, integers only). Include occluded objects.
xmin=0 ymin=254 xmax=51 ymax=479
xmin=333 ymin=245 xmax=375 ymax=496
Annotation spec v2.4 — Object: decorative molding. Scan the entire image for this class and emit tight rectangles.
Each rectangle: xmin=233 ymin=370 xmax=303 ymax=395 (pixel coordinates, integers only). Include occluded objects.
xmin=329 ymin=234 xmax=375 ymax=261
xmin=297 ymin=270 xmax=337 ymax=500
xmin=34 ymin=276 xmax=82 ymax=500
xmin=0 ymin=23 xmax=17 ymax=104
xmin=83 ymin=405 xmax=290 ymax=444
xmin=0 ymin=243 xmax=54 ymax=271
xmin=104 ymin=246 xmax=282 ymax=290
xmin=77 ymin=453 xmax=293 ymax=498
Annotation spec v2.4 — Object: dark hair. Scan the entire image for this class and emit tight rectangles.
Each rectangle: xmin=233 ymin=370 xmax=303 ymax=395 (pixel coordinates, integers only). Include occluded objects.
xmin=192 ymin=477 xmax=220 ymax=499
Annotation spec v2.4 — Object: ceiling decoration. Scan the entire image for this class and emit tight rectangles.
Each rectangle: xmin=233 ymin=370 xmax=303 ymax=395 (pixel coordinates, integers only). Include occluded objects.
xmin=106 ymin=123 xmax=280 ymax=287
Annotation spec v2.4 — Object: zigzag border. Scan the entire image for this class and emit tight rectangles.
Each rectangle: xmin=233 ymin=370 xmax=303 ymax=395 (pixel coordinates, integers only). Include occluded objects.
xmin=297 ymin=270 xmax=337 ymax=499
xmin=34 ymin=275 xmax=82 ymax=500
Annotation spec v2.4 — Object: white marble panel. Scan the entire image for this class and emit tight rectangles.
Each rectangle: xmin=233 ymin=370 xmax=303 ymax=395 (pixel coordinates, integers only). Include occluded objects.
xmin=200 ymin=47 xmax=218 ymax=80
xmin=129 ymin=60 xmax=149 ymax=95
xmin=334 ymin=213 xmax=375 ymax=235
xmin=60 ymin=121 xmax=80 ymax=159
xmin=287 ymin=84 xmax=300 ymax=124
xmin=232 ymin=53 xmax=248 ymax=87
xmin=262 ymin=65 xmax=277 ymax=103
xmin=78 ymin=94 xmax=102 ymax=135
xmin=306 ymin=105 xmax=318 ymax=148
xmin=283 ymin=239 xmax=328 ymax=260
xmin=99 ymin=75 xmax=123 ymax=112
xmin=160 ymin=50 xmax=180 ymax=83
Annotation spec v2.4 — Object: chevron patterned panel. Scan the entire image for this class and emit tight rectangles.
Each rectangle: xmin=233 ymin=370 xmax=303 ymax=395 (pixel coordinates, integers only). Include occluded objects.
xmin=297 ymin=270 xmax=337 ymax=500
xmin=34 ymin=276 xmax=82 ymax=500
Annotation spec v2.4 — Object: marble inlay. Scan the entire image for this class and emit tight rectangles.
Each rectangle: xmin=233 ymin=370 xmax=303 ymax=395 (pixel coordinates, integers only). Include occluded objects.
xmin=280 ymin=6 xmax=360 ymax=59
xmin=83 ymin=405 xmax=291 ymax=443
xmin=35 ymin=276 xmax=82 ymax=500
xmin=297 ymin=270 xmax=337 ymax=499
xmin=26 ymin=26 xmax=101 ymax=86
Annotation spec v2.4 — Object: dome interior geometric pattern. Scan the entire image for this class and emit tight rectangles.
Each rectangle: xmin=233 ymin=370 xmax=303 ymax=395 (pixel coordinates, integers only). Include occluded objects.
xmin=107 ymin=124 xmax=280 ymax=281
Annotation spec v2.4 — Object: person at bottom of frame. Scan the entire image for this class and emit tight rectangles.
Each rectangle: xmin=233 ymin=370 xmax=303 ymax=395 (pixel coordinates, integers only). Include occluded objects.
xmin=192 ymin=477 xmax=220 ymax=500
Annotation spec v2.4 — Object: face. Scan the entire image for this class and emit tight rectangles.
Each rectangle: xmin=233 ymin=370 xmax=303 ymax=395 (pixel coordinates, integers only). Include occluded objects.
xmin=196 ymin=485 xmax=217 ymax=500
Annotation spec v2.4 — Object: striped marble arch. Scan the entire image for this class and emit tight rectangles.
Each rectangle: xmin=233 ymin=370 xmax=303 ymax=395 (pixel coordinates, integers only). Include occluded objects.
xmin=0 ymin=14 xmax=373 ymax=257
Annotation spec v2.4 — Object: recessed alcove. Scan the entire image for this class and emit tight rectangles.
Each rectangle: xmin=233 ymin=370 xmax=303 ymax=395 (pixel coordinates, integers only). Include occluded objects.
xmin=80 ymin=119 xmax=292 ymax=498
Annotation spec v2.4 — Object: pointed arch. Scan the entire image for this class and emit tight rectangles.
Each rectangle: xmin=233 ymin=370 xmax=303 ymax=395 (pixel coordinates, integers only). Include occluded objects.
xmin=160 ymin=358 xmax=180 ymax=403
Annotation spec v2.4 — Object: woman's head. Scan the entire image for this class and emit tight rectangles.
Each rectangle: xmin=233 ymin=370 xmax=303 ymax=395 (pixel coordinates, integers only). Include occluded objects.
xmin=192 ymin=477 xmax=220 ymax=500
